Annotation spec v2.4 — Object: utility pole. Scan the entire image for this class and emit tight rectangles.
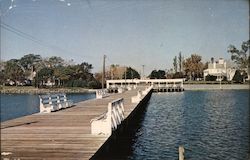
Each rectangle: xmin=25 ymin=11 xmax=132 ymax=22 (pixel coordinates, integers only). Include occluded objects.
xmin=220 ymin=69 xmax=222 ymax=90
xmin=142 ymin=65 xmax=145 ymax=79
xmin=102 ymin=55 xmax=106 ymax=89
xmin=125 ymin=67 xmax=127 ymax=88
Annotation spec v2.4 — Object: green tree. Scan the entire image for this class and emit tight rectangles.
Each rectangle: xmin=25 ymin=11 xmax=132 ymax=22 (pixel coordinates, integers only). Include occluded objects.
xmin=19 ymin=54 xmax=42 ymax=70
xmin=4 ymin=59 xmax=25 ymax=84
xmin=122 ymin=67 xmax=140 ymax=79
xmin=178 ymin=52 xmax=183 ymax=72
xmin=228 ymin=40 xmax=250 ymax=69
xmin=149 ymin=70 xmax=166 ymax=79
xmin=48 ymin=56 xmax=64 ymax=67
xmin=173 ymin=56 xmax=177 ymax=73
xmin=36 ymin=67 xmax=54 ymax=86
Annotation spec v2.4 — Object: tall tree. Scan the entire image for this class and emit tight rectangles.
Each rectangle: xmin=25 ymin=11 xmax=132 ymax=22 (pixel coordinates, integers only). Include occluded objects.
xmin=149 ymin=70 xmax=166 ymax=79
xmin=178 ymin=52 xmax=183 ymax=72
xmin=19 ymin=54 xmax=42 ymax=70
xmin=227 ymin=40 xmax=250 ymax=69
xmin=4 ymin=59 xmax=25 ymax=84
xmin=48 ymin=56 xmax=64 ymax=67
xmin=183 ymin=54 xmax=204 ymax=80
xmin=122 ymin=67 xmax=140 ymax=79
xmin=36 ymin=67 xmax=54 ymax=86
xmin=173 ymin=56 xmax=177 ymax=73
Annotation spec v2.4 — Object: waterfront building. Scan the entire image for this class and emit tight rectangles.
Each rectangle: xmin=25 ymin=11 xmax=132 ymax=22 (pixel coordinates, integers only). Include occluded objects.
xmin=203 ymin=58 xmax=236 ymax=81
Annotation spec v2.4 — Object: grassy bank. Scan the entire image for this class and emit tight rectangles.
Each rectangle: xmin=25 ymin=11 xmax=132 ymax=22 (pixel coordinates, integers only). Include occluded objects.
xmin=0 ymin=86 xmax=96 ymax=94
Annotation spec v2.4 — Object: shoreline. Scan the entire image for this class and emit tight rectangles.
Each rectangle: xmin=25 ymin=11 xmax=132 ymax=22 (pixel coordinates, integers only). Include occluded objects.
xmin=0 ymin=84 xmax=249 ymax=94
xmin=0 ymin=86 xmax=96 ymax=94
xmin=184 ymin=84 xmax=249 ymax=90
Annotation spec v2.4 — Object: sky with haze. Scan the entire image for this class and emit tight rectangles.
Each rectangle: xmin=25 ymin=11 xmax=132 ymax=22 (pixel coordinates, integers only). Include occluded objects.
xmin=1 ymin=0 xmax=249 ymax=75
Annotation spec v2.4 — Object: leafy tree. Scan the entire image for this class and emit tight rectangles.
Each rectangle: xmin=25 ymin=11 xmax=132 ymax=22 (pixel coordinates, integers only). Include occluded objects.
xmin=232 ymin=70 xmax=245 ymax=83
xmin=205 ymin=74 xmax=217 ymax=81
xmin=47 ymin=56 xmax=64 ymax=67
xmin=19 ymin=54 xmax=42 ymax=70
xmin=4 ymin=59 xmax=25 ymax=84
xmin=173 ymin=72 xmax=184 ymax=78
xmin=178 ymin=52 xmax=183 ymax=72
xmin=0 ymin=70 xmax=6 ymax=84
xmin=122 ymin=67 xmax=140 ymax=79
xmin=36 ymin=67 xmax=54 ymax=86
xmin=173 ymin=56 xmax=177 ymax=73
xmin=228 ymin=40 xmax=250 ymax=69
xmin=183 ymin=54 xmax=204 ymax=80
xmin=149 ymin=70 xmax=166 ymax=79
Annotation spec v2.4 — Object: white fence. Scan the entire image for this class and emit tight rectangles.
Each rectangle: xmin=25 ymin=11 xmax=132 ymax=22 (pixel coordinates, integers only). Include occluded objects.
xmin=39 ymin=94 xmax=73 ymax=113
xmin=142 ymin=85 xmax=153 ymax=95
xmin=131 ymin=86 xmax=152 ymax=103
xmin=96 ymin=89 xmax=109 ymax=99
xmin=131 ymin=91 xmax=143 ymax=103
xmin=91 ymin=98 xmax=125 ymax=135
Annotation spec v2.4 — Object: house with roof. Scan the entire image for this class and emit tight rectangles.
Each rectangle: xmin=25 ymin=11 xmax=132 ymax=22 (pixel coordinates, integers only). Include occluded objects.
xmin=203 ymin=58 xmax=236 ymax=81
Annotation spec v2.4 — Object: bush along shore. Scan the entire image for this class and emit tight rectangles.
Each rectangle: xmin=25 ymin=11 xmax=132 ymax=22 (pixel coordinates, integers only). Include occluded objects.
xmin=0 ymin=86 xmax=96 ymax=94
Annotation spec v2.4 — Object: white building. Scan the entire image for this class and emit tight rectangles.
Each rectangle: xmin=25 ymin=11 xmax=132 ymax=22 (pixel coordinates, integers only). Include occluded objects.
xmin=203 ymin=58 xmax=236 ymax=81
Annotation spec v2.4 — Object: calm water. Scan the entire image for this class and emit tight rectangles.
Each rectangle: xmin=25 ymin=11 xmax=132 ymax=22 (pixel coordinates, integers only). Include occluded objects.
xmin=0 ymin=92 xmax=95 ymax=122
xmin=0 ymin=90 xmax=249 ymax=159
xmin=126 ymin=90 xmax=249 ymax=160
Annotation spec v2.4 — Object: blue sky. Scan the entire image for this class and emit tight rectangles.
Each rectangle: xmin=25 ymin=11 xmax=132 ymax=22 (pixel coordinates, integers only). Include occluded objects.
xmin=1 ymin=0 xmax=249 ymax=74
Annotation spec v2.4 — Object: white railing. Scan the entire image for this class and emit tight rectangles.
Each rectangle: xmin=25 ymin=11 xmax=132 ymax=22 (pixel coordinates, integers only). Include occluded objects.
xmin=118 ymin=87 xmax=126 ymax=93
xmin=39 ymin=94 xmax=73 ymax=113
xmin=131 ymin=90 xmax=143 ymax=103
xmin=91 ymin=98 xmax=125 ymax=135
xmin=142 ymin=85 xmax=153 ymax=95
xmin=96 ymin=89 xmax=109 ymax=99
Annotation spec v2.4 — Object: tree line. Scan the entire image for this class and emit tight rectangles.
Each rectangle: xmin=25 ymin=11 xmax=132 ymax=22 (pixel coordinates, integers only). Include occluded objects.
xmin=0 ymin=54 xmax=101 ymax=88
xmin=148 ymin=40 xmax=249 ymax=81
xmin=1 ymin=40 xmax=249 ymax=87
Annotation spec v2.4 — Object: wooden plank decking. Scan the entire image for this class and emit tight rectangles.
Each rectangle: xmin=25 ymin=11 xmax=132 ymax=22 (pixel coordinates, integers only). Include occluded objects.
xmin=1 ymin=87 xmax=147 ymax=160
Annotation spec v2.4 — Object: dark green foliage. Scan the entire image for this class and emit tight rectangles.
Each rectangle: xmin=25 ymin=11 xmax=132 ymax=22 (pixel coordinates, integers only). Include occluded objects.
xmin=173 ymin=56 xmax=177 ymax=73
xmin=2 ymin=54 xmax=101 ymax=88
xmin=149 ymin=70 xmax=166 ymax=79
xmin=228 ymin=40 xmax=250 ymax=69
xmin=88 ymin=80 xmax=102 ymax=89
xmin=122 ymin=67 xmax=140 ymax=79
xmin=173 ymin=72 xmax=184 ymax=78
xmin=4 ymin=59 xmax=25 ymax=83
xmin=19 ymin=54 xmax=42 ymax=69
xmin=232 ymin=70 xmax=247 ymax=83
xmin=205 ymin=75 xmax=217 ymax=81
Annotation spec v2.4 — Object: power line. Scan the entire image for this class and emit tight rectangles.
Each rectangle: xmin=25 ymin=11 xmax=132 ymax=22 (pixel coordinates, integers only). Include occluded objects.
xmin=1 ymin=22 xmax=93 ymax=59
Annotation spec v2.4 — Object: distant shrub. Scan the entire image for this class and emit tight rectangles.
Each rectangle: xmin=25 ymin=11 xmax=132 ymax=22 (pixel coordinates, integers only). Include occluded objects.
xmin=205 ymin=75 xmax=217 ymax=81
xmin=87 ymin=80 xmax=101 ymax=89
xmin=232 ymin=70 xmax=244 ymax=83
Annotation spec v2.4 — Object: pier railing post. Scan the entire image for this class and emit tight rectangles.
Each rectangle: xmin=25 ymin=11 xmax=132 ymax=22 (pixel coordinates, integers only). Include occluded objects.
xmin=179 ymin=146 xmax=185 ymax=160
xmin=91 ymin=98 xmax=124 ymax=135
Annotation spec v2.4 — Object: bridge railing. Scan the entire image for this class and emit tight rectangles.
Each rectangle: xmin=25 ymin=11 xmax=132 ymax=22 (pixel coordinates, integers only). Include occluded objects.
xmin=96 ymin=89 xmax=109 ymax=99
xmin=91 ymin=98 xmax=125 ymax=135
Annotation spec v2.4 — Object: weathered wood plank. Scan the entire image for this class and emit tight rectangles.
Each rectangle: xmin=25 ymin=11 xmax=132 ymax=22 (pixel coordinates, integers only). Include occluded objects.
xmin=1 ymin=87 xmax=147 ymax=159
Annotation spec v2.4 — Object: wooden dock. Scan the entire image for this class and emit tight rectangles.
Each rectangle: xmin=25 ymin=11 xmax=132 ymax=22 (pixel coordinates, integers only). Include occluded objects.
xmin=1 ymin=87 xmax=151 ymax=160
